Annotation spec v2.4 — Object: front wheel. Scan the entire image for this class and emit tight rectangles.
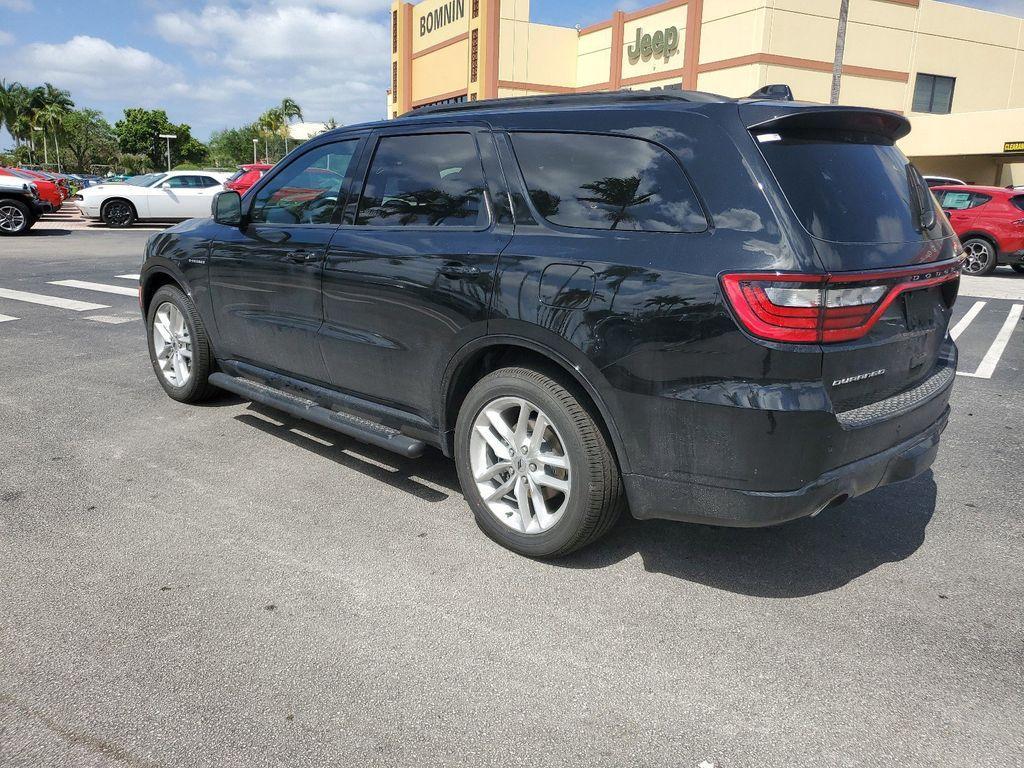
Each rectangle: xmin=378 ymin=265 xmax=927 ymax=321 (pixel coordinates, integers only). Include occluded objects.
xmin=102 ymin=199 xmax=135 ymax=228
xmin=146 ymin=285 xmax=217 ymax=403
xmin=0 ymin=199 xmax=32 ymax=236
xmin=961 ymin=238 xmax=997 ymax=275
xmin=455 ymin=366 xmax=624 ymax=557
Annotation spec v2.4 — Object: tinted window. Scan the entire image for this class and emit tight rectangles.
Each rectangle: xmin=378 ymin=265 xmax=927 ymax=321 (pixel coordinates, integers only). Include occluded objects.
xmin=1011 ymin=195 xmax=1024 ymax=213
xmin=165 ymin=176 xmax=204 ymax=189
xmin=937 ymin=190 xmax=990 ymax=210
xmin=250 ymin=140 xmax=357 ymax=225
xmin=511 ymin=132 xmax=706 ymax=232
xmin=757 ymin=131 xmax=944 ymax=244
xmin=356 ymin=133 xmax=488 ymax=227
xmin=199 ymin=176 xmax=221 ymax=188
xmin=912 ymin=73 xmax=956 ymax=114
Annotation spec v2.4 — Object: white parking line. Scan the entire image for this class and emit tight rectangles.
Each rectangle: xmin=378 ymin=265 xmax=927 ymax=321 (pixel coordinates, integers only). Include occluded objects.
xmin=48 ymin=280 xmax=138 ymax=297
xmin=958 ymin=303 xmax=1023 ymax=379
xmin=116 ymin=274 xmax=140 ymax=281
xmin=0 ymin=314 xmax=18 ymax=323
xmin=949 ymin=300 xmax=986 ymax=341
xmin=86 ymin=315 xmax=137 ymax=325
xmin=0 ymin=288 xmax=108 ymax=312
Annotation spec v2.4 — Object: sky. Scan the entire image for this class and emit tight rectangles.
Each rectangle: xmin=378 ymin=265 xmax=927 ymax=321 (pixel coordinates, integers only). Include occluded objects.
xmin=0 ymin=0 xmax=1022 ymax=146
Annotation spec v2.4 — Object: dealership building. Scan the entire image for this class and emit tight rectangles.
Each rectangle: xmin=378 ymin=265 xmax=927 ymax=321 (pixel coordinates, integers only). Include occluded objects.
xmin=388 ymin=0 xmax=1024 ymax=185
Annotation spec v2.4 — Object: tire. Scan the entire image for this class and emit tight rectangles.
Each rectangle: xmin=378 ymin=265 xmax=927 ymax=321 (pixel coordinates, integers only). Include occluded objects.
xmin=455 ymin=366 xmax=624 ymax=557
xmin=1011 ymin=265 xmax=1024 ymax=275
xmin=146 ymin=285 xmax=218 ymax=403
xmin=0 ymin=199 xmax=33 ymax=236
xmin=961 ymin=237 xmax=997 ymax=276
xmin=102 ymin=199 xmax=136 ymax=228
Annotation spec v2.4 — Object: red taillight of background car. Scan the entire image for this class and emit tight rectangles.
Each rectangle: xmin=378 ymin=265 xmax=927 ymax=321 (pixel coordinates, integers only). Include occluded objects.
xmin=721 ymin=260 xmax=962 ymax=343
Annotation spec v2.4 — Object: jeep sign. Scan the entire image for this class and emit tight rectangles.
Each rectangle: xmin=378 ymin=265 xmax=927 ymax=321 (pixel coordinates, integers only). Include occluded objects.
xmin=627 ymin=26 xmax=680 ymax=64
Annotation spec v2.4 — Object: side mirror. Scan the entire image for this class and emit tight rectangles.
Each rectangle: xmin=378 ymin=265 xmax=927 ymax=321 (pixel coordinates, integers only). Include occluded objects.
xmin=213 ymin=190 xmax=243 ymax=226
xmin=160 ymin=181 xmax=171 ymax=189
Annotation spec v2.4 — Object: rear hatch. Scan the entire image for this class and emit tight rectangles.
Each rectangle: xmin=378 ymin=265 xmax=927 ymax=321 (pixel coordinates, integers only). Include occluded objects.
xmin=735 ymin=104 xmax=960 ymax=413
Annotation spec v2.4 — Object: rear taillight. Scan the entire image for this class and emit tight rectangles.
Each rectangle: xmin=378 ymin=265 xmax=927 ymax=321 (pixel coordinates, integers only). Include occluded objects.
xmin=721 ymin=260 xmax=961 ymax=343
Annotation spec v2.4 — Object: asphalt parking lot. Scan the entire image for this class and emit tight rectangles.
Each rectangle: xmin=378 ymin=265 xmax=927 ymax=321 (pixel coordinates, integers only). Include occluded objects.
xmin=1 ymin=226 xmax=1022 ymax=768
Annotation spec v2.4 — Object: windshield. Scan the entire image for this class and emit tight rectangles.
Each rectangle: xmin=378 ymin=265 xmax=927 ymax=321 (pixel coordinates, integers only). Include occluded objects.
xmin=756 ymin=130 xmax=946 ymax=244
xmin=126 ymin=173 xmax=167 ymax=187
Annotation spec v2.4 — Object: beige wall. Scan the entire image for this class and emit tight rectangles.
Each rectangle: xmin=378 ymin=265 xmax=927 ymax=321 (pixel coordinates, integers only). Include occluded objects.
xmin=412 ymin=0 xmax=471 ymax=54
xmin=577 ymin=28 xmax=613 ymax=87
xmin=411 ymin=38 xmax=470 ymax=101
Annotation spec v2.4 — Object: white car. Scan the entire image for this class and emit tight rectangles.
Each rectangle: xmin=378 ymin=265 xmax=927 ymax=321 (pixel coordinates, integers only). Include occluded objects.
xmin=74 ymin=171 xmax=231 ymax=227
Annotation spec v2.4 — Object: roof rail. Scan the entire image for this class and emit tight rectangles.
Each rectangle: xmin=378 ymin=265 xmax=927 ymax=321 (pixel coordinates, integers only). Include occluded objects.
xmin=406 ymin=89 xmax=731 ymax=117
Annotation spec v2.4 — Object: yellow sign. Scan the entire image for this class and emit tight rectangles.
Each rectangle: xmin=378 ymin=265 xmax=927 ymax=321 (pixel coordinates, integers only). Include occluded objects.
xmin=1005 ymin=141 xmax=1024 ymax=153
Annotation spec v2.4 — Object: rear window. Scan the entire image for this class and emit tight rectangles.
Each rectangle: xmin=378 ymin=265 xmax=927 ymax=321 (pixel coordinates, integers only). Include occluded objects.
xmin=936 ymin=190 xmax=990 ymax=210
xmin=510 ymin=132 xmax=707 ymax=233
xmin=226 ymin=169 xmax=246 ymax=183
xmin=756 ymin=130 xmax=943 ymax=244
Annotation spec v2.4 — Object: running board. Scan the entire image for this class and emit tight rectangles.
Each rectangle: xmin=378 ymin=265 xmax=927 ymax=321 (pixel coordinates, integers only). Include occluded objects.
xmin=209 ymin=373 xmax=426 ymax=458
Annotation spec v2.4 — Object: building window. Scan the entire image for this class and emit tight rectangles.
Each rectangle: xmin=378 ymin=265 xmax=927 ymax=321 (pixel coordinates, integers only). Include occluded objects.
xmin=392 ymin=62 xmax=398 ymax=104
xmin=912 ymin=74 xmax=955 ymax=114
xmin=392 ymin=10 xmax=398 ymax=53
xmin=472 ymin=0 xmax=479 ymax=18
xmin=411 ymin=94 xmax=468 ymax=111
xmin=471 ymin=29 xmax=479 ymax=83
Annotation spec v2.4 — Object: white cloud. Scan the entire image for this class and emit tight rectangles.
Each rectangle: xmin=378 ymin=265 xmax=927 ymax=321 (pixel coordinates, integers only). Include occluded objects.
xmin=6 ymin=36 xmax=186 ymax=104
xmin=0 ymin=30 xmax=14 ymax=46
xmin=153 ymin=2 xmax=389 ymax=131
xmin=0 ymin=0 xmax=33 ymax=11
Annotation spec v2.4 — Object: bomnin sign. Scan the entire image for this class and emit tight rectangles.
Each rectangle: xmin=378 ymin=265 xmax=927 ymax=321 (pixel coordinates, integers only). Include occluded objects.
xmin=419 ymin=0 xmax=466 ymax=37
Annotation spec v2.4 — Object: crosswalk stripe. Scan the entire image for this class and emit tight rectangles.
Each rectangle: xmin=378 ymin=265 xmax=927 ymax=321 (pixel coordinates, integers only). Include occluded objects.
xmin=0 ymin=288 xmax=108 ymax=312
xmin=949 ymin=300 xmax=986 ymax=341
xmin=0 ymin=314 xmax=18 ymax=323
xmin=959 ymin=303 xmax=1023 ymax=379
xmin=48 ymin=280 xmax=138 ymax=297
xmin=116 ymin=274 xmax=140 ymax=281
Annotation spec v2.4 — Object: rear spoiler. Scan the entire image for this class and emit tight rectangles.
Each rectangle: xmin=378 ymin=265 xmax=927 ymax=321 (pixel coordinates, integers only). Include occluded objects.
xmin=740 ymin=103 xmax=911 ymax=143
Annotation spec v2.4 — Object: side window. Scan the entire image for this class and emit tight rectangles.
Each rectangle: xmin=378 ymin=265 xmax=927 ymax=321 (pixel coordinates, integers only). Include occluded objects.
xmin=250 ymin=140 xmax=358 ymax=225
xmin=510 ymin=132 xmax=707 ymax=233
xmin=356 ymin=133 xmax=488 ymax=227
xmin=938 ymin=191 xmax=990 ymax=210
xmin=165 ymin=176 xmax=196 ymax=189
xmin=1012 ymin=195 xmax=1024 ymax=213
xmin=200 ymin=176 xmax=221 ymax=188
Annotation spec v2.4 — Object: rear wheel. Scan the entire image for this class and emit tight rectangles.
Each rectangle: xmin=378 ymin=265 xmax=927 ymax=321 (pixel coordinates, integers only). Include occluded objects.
xmin=0 ymin=199 xmax=32 ymax=236
xmin=102 ymin=199 xmax=135 ymax=228
xmin=146 ymin=285 xmax=217 ymax=403
xmin=455 ymin=366 xmax=624 ymax=557
xmin=961 ymin=238 xmax=997 ymax=275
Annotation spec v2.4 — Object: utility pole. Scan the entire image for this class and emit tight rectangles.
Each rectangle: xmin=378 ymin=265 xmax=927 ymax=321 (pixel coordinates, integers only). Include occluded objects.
xmin=159 ymin=133 xmax=177 ymax=172
xmin=33 ymin=126 xmax=47 ymax=166
xmin=253 ymin=138 xmax=259 ymax=164
xmin=830 ymin=0 xmax=851 ymax=104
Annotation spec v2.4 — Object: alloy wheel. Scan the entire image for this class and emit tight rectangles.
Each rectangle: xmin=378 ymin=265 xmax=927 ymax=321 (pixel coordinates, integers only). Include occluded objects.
xmin=962 ymin=240 xmax=993 ymax=274
xmin=469 ymin=396 xmax=572 ymax=535
xmin=0 ymin=204 xmax=26 ymax=233
xmin=105 ymin=202 xmax=133 ymax=226
xmin=152 ymin=302 xmax=193 ymax=387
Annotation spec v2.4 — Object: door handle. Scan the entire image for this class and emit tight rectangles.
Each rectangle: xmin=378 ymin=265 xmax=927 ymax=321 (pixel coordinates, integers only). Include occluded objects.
xmin=284 ymin=249 xmax=322 ymax=264
xmin=439 ymin=263 xmax=482 ymax=279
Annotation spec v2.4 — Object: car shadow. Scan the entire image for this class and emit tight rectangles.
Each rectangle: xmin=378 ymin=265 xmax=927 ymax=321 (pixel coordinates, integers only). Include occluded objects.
xmin=27 ymin=228 xmax=72 ymax=236
xmin=225 ymin=396 xmax=937 ymax=597
xmin=553 ymin=471 xmax=938 ymax=598
xmin=234 ymin=403 xmax=459 ymax=502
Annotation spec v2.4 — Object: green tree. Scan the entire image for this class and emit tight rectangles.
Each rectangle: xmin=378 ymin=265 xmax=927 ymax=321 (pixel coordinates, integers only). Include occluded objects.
xmin=208 ymin=123 xmax=262 ymax=167
xmin=113 ymin=108 xmax=207 ymax=170
xmin=279 ymin=97 xmax=302 ymax=155
xmin=61 ymin=109 xmax=117 ymax=172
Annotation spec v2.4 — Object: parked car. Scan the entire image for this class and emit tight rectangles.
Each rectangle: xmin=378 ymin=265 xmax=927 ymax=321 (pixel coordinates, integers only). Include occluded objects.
xmin=224 ymin=163 xmax=274 ymax=196
xmin=18 ymin=168 xmax=70 ymax=199
xmin=932 ymin=185 xmax=1024 ymax=274
xmin=0 ymin=175 xmax=46 ymax=235
xmin=924 ymin=175 xmax=966 ymax=188
xmin=74 ymin=170 xmax=231 ymax=227
xmin=0 ymin=167 xmax=61 ymax=211
xmin=139 ymin=91 xmax=961 ymax=557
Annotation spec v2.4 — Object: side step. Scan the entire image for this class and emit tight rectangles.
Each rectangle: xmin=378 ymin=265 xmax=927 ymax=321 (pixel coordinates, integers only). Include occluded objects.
xmin=209 ymin=373 xmax=426 ymax=458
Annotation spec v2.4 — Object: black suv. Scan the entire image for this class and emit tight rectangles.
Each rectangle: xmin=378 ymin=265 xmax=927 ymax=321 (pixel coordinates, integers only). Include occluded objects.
xmin=140 ymin=91 xmax=961 ymax=557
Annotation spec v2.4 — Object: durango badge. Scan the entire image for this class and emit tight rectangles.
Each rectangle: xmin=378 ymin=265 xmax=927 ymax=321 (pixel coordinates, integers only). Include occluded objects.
xmin=832 ymin=370 xmax=886 ymax=386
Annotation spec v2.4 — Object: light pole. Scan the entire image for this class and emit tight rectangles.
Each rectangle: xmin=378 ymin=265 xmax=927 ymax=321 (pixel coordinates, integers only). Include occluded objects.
xmin=252 ymin=138 xmax=259 ymax=164
xmin=158 ymin=133 xmax=177 ymax=172
xmin=33 ymin=126 xmax=47 ymax=166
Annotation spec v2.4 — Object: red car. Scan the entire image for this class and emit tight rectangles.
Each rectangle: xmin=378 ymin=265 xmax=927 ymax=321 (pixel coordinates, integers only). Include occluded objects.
xmin=225 ymin=164 xmax=273 ymax=196
xmin=0 ymin=167 xmax=62 ymax=211
xmin=933 ymin=185 xmax=1024 ymax=275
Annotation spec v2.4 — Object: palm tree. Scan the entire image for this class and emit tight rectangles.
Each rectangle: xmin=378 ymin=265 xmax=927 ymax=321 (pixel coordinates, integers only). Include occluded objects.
xmin=36 ymin=102 xmax=69 ymax=172
xmin=257 ymin=108 xmax=284 ymax=161
xmin=577 ymin=175 xmax=655 ymax=230
xmin=279 ymin=98 xmax=302 ymax=155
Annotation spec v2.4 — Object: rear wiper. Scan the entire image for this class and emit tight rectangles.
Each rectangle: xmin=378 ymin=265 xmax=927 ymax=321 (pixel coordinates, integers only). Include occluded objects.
xmin=906 ymin=164 xmax=936 ymax=232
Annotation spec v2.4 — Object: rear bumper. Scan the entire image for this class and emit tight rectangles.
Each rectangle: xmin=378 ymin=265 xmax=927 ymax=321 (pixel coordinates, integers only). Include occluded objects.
xmin=624 ymin=405 xmax=948 ymax=526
